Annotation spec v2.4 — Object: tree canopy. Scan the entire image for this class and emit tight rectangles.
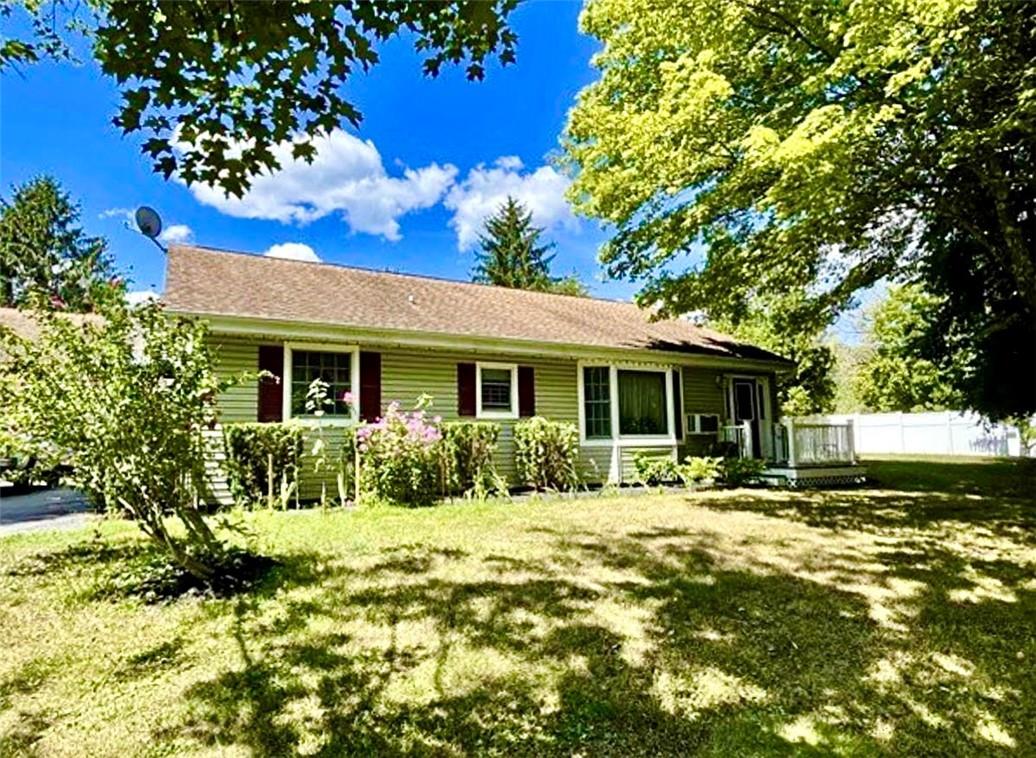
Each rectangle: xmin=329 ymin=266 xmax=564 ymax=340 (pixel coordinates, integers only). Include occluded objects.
xmin=473 ymin=196 xmax=588 ymax=296
xmin=854 ymin=284 xmax=964 ymax=413
xmin=711 ymin=290 xmax=835 ymax=416
xmin=564 ymin=0 xmax=1036 ymax=419
xmin=4 ymin=1 xmax=519 ymax=196
xmin=0 ymin=175 xmax=121 ymax=311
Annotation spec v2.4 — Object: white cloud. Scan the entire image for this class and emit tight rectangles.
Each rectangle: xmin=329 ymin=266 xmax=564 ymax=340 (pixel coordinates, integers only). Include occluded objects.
xmin=443 ymin=156 xmax=577 ymax=250
xmin=181 ymin=129 xmax=457 ymax=241
xmin=100 ymin=207 xmax=135 ymax=223
xmin=158 ymin=224 xmax=193 ymax=244
xmin=264 ymin=242 xmax=320 ymax=263
xmin=126 ymin=289 xmax=159 ymax=306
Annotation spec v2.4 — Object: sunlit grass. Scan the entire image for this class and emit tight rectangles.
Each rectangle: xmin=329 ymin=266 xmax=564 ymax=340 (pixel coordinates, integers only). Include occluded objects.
xmin=1 ymin=456 xmax=1033 ymax=755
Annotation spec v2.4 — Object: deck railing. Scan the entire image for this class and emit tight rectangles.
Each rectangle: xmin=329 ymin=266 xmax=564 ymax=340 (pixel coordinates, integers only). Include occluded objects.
xmin=776 ymin=419 xmax=856 ymax=467
xmin=723 ymin=419 xmax=856 ymax=467
xmin=720 ymin=423 xmax=753 ymax=458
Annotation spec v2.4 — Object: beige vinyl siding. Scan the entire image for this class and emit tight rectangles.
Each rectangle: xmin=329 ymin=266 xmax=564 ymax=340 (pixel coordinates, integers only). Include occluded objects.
xmin=380 ymin=349 xmax=578 ymax=483
xmin=204 ymin=338 xmax=600 ymax=499
xmin=576 ymin=446 xmax=612 ymax=483
xmin=201 ymin=430 xmax=233 ymax=507
xmin=678 ymin=367 xmax=725 ymax=458
xmin=682 ymin=367 xmax=726 ymax=417
xmin=209 ymin=337 xmax=259 ymax=423
xmin=202 ymin=336 xmax=778 ymax=500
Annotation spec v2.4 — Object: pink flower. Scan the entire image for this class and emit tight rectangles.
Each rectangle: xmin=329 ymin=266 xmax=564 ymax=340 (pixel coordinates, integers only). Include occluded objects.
xmin=341 ymin=391 xmax=355 ymax=405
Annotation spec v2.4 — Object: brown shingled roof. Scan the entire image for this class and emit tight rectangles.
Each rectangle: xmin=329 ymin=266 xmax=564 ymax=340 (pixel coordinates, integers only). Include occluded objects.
xmin=0 ymin=307 xmax=100 ymax=341
xmin=163 ymin=245 xmax=790 ymax=364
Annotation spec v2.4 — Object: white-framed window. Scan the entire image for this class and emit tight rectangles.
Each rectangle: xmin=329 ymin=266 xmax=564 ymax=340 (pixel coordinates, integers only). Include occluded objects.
xmin=282 ymin=342 xmax=360 ymax=424
xmin=476 ymin=362 xmax=518 ymax=419
xmin=577 ymin=362 xmax=676 ymax=445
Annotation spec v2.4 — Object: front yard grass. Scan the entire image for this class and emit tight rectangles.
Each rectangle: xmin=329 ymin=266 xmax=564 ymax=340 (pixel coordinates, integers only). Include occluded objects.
xmin=1 ymin=456 xmax=1034 ymax=756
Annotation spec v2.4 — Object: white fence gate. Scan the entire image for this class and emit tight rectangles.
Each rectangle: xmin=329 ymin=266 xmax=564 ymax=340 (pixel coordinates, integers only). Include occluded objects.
xmin=795 ymin=411 xmax=1031 ymax=458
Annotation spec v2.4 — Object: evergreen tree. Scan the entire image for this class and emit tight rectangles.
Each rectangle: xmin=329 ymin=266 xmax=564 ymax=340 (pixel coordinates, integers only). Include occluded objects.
xmin=0 ymin=176 xmax=120 ymax=311
xmin=473 ymin=197 xmax=587 ymax=296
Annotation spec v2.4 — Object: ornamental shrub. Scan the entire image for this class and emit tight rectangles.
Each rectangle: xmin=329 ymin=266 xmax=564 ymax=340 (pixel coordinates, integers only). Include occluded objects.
xmin=513 ymin=417 xmax=579 ymax=491
xmin=356 ymin=396 xmax=443 ymax=506
xmin=632 ymin=452 xmax=682 ymax=486
xmin=718 ymin=456 xmax=767 ymax=487
xmin=222 ymin=423 xmax=304 ymax=508
xmin=0 ymin=300 xmax=243 ymax=582
xmin=442 ymin=421 xmax=502 ymax=497
xmin=683 ymin=456 xmax=723 ymax=484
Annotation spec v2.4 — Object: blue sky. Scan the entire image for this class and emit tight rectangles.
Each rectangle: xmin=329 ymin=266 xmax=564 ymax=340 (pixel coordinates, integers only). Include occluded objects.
xmin=1 ymin=2 xmax=622 ymax=299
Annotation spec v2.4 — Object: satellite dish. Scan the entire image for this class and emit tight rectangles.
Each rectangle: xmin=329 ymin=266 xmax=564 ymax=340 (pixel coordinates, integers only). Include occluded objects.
xmin=135 ymin=206 xmax=163 ymax=239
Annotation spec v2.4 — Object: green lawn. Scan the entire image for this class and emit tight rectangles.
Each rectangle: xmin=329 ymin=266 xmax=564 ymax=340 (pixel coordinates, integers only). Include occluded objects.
xmin=2 ymin=456 xmax=1034 ymax=756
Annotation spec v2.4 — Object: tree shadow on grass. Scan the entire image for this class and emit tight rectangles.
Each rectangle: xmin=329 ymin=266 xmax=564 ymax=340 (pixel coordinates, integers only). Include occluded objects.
xmin=3 ymin=538 xmax=279 ymax=602
xmin=691 ymin=487 xmax=1036 ymax=542
xmin=162 ymin=532 xmax=920 ymax=756
xmin=865 ymin=457 xmax=1036 ymax=500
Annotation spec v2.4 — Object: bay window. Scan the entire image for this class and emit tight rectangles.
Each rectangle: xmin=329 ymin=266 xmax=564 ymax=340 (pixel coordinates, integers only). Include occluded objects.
xmin=579 ymin=364 xmax=674 ymax=442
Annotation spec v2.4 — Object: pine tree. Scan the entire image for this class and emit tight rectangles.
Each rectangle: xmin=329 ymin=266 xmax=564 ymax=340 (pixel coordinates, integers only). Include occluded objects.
xmin=473 ymin=196 xmax=587 ymax=296
xmin=0 ymin=176 xmax=121 ymax=311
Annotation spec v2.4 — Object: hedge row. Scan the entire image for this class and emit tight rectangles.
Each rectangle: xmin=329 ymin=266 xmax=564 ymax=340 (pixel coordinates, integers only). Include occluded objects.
xmin=221 ymin=416 xmax=584 ymax=508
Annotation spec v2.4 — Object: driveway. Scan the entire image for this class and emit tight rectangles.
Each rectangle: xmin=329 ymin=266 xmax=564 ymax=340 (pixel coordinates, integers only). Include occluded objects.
xmin=0 ymin=487 xmax=94 ymax=536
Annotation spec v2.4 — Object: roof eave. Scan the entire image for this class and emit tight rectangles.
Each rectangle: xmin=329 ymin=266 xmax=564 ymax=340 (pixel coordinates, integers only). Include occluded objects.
xmin=164 ymin=307 xmax=796 ymax=373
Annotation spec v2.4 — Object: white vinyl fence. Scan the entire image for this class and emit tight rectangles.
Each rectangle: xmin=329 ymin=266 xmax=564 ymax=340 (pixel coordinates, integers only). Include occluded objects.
xmin=794 ymin=411 xmax=1032 ymax=458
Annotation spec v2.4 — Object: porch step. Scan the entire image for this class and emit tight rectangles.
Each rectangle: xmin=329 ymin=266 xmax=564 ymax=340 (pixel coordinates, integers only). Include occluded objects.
xmin=760 ymin=464 xmax=868 ymax=489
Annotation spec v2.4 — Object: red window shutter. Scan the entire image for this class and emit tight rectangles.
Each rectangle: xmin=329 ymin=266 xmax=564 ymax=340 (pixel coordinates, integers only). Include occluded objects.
xmin=518 ymin=366 xmax=535 ymax=417
xmin=457 ymin=362 xmax=476 ymax=417
xmin=257 ymin=344 xmax=283 ymax=423
xmin=672 ymin=368 xmax=684 ymax=439
xmin=359 ymin=351 xmax=381 ymax=422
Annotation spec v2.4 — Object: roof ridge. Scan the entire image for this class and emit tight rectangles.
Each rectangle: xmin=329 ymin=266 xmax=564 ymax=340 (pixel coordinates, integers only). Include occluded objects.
xmin=170 ymin=243 xmax=640 ymax=309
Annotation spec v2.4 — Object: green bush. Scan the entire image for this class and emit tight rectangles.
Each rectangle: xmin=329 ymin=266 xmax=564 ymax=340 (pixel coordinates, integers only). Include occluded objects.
xmin=442 ymin=421 xmax=502 ymax=497
xmin=632 ymin=452 xmax=682 ymax=486
xmin=719 ymin=457 xmax=767 ymax=487
xmin=222 ymin=423 xmax=304 ymax=508
xmin=513 ymin=417 xmax=579 ymax=491
xmin=683 ymin=456 xmax=723 ymax=484
xmin=0 ymin=301 xmax=243 ymax=581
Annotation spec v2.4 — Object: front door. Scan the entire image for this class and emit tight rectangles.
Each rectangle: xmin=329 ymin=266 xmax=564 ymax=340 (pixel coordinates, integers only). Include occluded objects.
xmin=731 ymin=378 xmax=762 ymax=458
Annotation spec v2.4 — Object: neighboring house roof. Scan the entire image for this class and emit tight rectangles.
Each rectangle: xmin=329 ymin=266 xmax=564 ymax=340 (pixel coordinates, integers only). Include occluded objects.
xmin=163 ymin=244 xmax=791 ymax=365
xmin=0 ymin=307 xmax=100 ymax=341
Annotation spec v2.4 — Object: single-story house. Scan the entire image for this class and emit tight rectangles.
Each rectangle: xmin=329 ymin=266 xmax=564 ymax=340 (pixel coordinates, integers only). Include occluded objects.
xmin=163 ymin=245 xmax=863 ymax=496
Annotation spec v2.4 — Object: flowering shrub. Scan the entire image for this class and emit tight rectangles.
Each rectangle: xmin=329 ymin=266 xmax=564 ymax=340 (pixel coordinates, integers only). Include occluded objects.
xmin=513 ymin=417 xmax=580 ymax=491
xmin=356 ymin=395 xmax=443 ymax=506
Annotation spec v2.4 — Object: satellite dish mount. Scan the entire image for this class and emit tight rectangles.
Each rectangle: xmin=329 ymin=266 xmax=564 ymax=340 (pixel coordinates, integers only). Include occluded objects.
xmin=134 ymin=206 xmax=167 ymax=253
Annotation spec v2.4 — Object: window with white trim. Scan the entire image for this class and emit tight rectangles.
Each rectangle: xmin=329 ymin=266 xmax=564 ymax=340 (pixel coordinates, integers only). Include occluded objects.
xmin=578 ymin=364 xmax=674 ymax=441
xmin=289 ymin=349 xmax=353 ymax=418
xmin=582 ymin=366 xmax=612 ymax=439
xmin=476 ymin=362 xmax=518 ymax=418
xmin=617 ymin=369 xmax=668 ymax=435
